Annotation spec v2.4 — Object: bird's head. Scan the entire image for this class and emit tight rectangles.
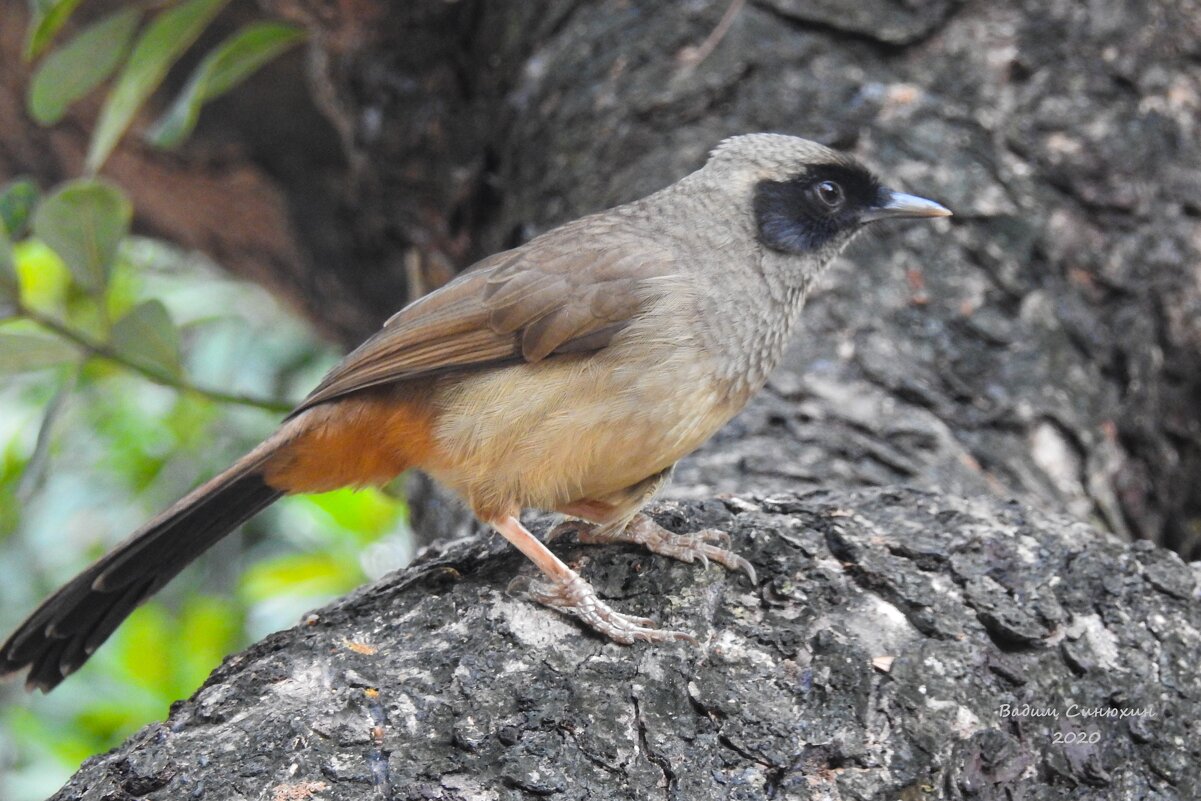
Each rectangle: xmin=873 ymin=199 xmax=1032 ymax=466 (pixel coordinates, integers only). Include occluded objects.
xmin=704 ymin=133 xmax=951 ymax=266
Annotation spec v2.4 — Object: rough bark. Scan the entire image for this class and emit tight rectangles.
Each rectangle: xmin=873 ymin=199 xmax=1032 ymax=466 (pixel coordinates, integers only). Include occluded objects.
xmin=50 ymin=489 xmax=1201 ymax=800
xmin=3 ymin=0 xmax=1199 ymax=554
xmin=5 ymin=0 xmax=1201 ymax=797
xmin=264 ymin=0 xmax=1201 ymax=558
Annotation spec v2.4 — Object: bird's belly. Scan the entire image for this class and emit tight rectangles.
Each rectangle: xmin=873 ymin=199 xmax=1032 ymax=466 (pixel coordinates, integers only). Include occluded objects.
xmin=428 ymin=345 xmax=745 ymax=519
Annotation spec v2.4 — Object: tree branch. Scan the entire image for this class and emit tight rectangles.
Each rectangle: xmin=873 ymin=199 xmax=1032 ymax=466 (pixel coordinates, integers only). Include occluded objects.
xmin=17 ymin=303 xmax=294 ymax=414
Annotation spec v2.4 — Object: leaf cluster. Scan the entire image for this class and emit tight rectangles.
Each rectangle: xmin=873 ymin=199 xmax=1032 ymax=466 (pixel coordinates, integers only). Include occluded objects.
xmin=0 ymin=183 xmax=411 ymax=798
xmin=0 ymin=6 xmax=412 ymax=799
xmin=23 ymin=0 xmax=305 ymax=172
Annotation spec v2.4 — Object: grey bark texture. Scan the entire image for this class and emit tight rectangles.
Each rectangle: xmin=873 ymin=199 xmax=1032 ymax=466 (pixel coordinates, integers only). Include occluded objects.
xmin=2 ymin=0 xmax=1199 ymax=554
xmin=50 ymin=490 xmax=1201 ymax=800
xmin=15 ymin=0 xmax=1201 ymax=797
xmin=249 ymin=0 xmax=1201 ymax=558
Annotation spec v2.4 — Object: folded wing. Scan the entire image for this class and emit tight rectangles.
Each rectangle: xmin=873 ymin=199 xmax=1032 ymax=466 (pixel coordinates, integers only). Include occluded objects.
xmin=291 ymin=220 xmax=679 ymax=415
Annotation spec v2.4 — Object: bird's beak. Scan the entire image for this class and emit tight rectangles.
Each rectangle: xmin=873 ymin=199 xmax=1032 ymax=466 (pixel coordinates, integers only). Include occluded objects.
xmin=862 ymin=190 xmax=953 ymax=222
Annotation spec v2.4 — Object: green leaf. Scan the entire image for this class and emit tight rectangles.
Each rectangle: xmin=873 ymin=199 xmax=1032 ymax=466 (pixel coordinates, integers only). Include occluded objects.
xmin=12 ymin=239 xmax=70 ymax=312
xmin=32 ymin=179 xmax=131 ymax=294
xmin=149 ymin=22 xmax=305 ymax=148
xmin=23 ymin=0 xmax=85 ymax=61
xmin=27 ymin=8 xmax=142 ymax=125
xmin=0 ymin=178 xmax=40 ymax=238
xmin=111 ymin=299 xmax=181 ymax=376
xmin=302 ymin=487 xmax=404 ymax=543
xmin=86 ymin=0 xmax=232 ymax=173
xmin=113 ymin=603 xmax=172 ymax=695
xmin=0 ymin=220 xmax=16 ymax=301
xmin=0 ymin=332 xmax=78 ymax=373
xmin=241 ymin=552 xmax=359 ymax=604
xmin=176 ymin=596 xmax=240 ymax=690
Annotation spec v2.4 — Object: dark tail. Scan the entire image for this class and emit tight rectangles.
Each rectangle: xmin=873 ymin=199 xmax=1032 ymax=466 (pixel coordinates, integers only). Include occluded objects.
xmin=1 ymin=457 xmax=283 ymax=692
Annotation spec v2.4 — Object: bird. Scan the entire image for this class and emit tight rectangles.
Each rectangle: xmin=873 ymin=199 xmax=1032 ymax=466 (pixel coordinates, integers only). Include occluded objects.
xmin=1 ymin=133 xmax=950 ymax=691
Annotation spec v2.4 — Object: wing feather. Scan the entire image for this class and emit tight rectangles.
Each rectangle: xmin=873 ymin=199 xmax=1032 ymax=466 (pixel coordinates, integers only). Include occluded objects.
xmin=290 ymin=222 xmax=678 ymax=416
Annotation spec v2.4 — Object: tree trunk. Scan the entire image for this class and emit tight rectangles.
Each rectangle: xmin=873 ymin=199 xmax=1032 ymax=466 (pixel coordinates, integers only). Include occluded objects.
xmin=49 ymin=490 xmax=1201 ymax=800
xmin=6 ymin=0 xmax=1201 ymax=796
xmin=5 ymin=0 xmax=1198 ymax=556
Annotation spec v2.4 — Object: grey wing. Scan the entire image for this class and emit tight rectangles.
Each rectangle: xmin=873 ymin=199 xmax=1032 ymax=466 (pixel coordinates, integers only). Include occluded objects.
xmin=289 ymin=221 xmax=679 ymax=416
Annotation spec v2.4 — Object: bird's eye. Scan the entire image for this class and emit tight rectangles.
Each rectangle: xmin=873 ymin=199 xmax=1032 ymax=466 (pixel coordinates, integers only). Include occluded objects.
xmin=815 ymin=180 xmax=844 ymax=209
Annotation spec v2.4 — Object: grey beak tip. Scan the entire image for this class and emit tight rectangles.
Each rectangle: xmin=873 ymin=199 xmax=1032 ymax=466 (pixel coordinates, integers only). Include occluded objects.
xmin=866 ymin=190 xmax=953 ymax=222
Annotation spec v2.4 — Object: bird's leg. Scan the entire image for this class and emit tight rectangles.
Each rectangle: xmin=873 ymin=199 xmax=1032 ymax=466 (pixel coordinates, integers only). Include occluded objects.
xmin=565 ymin=512 xmax=757 ymax=584
xmin=490 ymin=515 xmax=696 ymax=645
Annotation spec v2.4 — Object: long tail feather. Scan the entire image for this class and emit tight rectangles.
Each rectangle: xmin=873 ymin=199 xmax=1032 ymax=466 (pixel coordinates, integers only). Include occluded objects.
xmin=1 ymin=461 xmax=282 ymax=691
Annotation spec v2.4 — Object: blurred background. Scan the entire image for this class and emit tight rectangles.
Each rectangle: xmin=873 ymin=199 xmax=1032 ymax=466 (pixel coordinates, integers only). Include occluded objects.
xmin=0 ymin=3 xmax=421 ymax=795
xmin=0 ymin=236 xmax=412 ymax=798
xmin=2 ymin=0 xmax=1201 ymax=797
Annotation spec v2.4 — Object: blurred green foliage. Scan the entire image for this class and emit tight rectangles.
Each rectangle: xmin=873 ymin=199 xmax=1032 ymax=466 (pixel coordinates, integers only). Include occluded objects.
xmin=0 ymin=6 xmax=371 ymax=799
xmin=0 ymin=182 xmax=413 ymax=800
xmin=22 ymin=0 xmax=304 ymax=172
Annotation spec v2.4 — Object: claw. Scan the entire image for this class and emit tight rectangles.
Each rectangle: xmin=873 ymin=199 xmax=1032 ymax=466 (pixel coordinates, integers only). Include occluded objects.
xmin=492 ymin=514 xmax=698 ymax=646
xmin=524 ymin=574 xmax=697 ymax=645
xmin=691 ymin=539 xmax=757 ymax=584
xmin=577 ymin=515 xmax=757 ymax=585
